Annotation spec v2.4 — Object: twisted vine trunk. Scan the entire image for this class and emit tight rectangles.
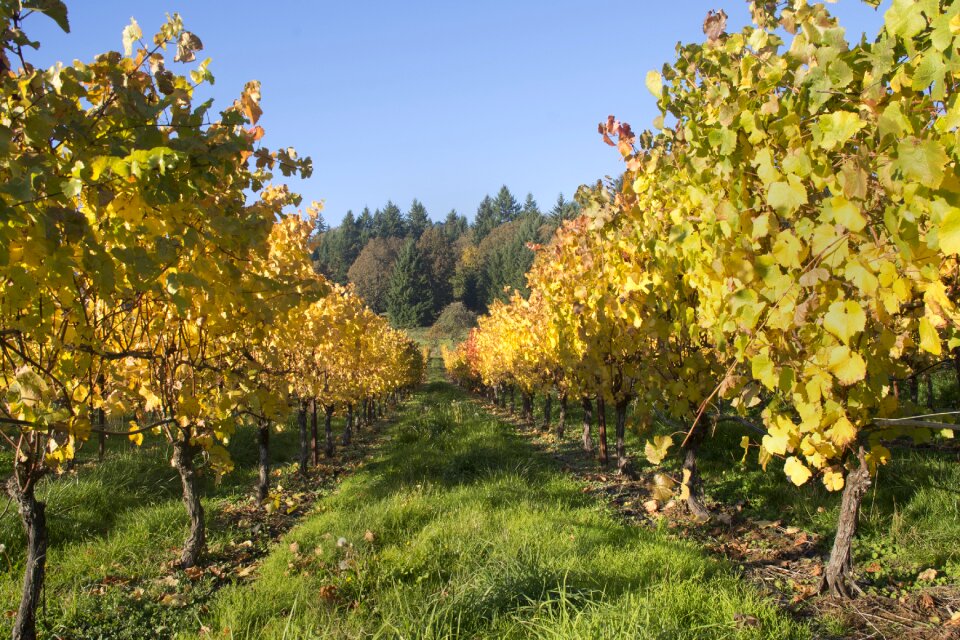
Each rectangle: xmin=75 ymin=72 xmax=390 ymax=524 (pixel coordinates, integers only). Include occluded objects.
xmin=556 ymin=394 xmax=567 ymax=439
xmin=342 ymin=404 xmax=353 ymax=446
xmin=581 ymin=396 xmax=593 ymax=452
xmin=542 ymin=394 xmax=552 ymax=431
xmin=521 ymin=393 xmax=533 ymax=423
xmin=297 ymin=401 xmax=309 ymax=475
xmin=311 ymin=399 xmax=319 ymax=466
xmin=8 ymin=477 xmax=46 ymax=640
xmin=97 ymin=373 xmax=106 ymax=462
xmin=509 ymin=386 xmax=516 ymax=413
xmin=614 ymin=399 xmax=635 ymax=478
xmin=171 ymin=438 xmax=205 ymax=568
xmin=681 ymin=425 xmax=712 ymax=522
xmin=597 ymin=396 xmax=609 ymax=466
xmin=256 ymin=420 xmax=270 ymax=504
xmin=324 ymin=405 xmax=335 ymax=458
xmin=821 ymin=448 xmax=871 ymax=598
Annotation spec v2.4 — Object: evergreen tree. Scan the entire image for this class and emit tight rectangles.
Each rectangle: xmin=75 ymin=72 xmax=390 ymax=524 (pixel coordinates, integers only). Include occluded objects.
xmin=386 ymin=240 xmax=434 ymax=328
xmin=372 ymin=201 xmax=406 ymax=238
xmin=357 ymin=207 xmax=374 ymax=244
xmin=417 ymin=225 xmax=457 ymax=314
xmin=548 ymin=192 xmax=580 ymax=225
xmin=521 ymin=193 xmax=540 ymax=216
xmin=443 ymin=209 xmax=469 ymax=241
xmin=494 ymin=185 xmax=521 ymax=223
xmin=472 ymin=195 xmax=498 ymax=243
xmin=407 ymin=199 xmax=430 ymax=239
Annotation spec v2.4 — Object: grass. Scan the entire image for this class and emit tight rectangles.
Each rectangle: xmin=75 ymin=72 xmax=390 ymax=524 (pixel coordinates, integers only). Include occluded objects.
xmin=519 ymin=384 xmax=960 ymax=595
xmin=5 ymin=356 xmax=953 ymax=638
xmin=192 ymin=365 xmax=807 ymax=639
xmin=0 ymin=418 xmax=314 ymax=639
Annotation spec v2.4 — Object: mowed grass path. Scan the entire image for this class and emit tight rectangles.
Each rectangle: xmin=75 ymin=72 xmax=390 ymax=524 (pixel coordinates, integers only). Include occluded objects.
xmin=196 ymin=375 xmax=807 ymax=639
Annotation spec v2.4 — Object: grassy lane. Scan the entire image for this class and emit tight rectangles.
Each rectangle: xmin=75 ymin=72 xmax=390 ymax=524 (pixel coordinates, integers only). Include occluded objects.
xmin=196 ymin=375 xmax=807 ymax=639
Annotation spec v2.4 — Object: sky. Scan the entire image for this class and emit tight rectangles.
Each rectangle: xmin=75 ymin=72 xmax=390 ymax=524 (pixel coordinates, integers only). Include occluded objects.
xmin=26 ymin=1 xmax=889 ymax=226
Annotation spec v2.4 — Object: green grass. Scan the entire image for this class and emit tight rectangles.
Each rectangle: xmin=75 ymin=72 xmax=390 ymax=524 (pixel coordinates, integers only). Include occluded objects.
xmin=192 ymin=369 xmax=807 ymax=639
xmin=519 ymin=385 xmax=960 ymax=595
xmin=0 ymin=418 xmax=318 ymax=639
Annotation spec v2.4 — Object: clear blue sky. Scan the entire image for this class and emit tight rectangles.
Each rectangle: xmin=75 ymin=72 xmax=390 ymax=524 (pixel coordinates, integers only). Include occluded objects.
xmin=27 ymin=1 xmax=888 ymax=226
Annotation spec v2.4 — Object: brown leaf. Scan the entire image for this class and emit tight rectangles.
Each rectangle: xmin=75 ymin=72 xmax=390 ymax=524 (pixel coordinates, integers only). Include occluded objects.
xmin=174 ymin=31 xmax=204 ymax=63
xmin=918 ymin=568 xmax=938 ymax=582
xmin=183 ymin=566 xmax=204 ymax=581
xmin=703 ymin=9 xmax=728 ymax=42
xmin=920 ymin=593 xmax=936 ymax=611
xmin=364 ymin=530 xmax=376 ymax=543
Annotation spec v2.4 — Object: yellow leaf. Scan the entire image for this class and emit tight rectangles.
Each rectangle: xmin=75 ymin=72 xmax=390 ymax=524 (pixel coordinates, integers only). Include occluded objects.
xmin=739 ymin=435 xmax=750 ymax=463
xmin=644 ymin=435 xmax=673 ymax=464
xmin=827 ymin=415 xmax=857 ymax=447
xmin=827 ymin=345 xmax=867 ymax=385
xmin=679 ymin=468 xmax=692 ymax=501
xmin=645 ymin=70 xmax=663 ymax=98
xmin=128 ymin=421 xmax=144 ymax=446
xmin=939 ymin=207 xmax=960 ymax=255
xmin=919 ymin=317 xmax=942 ymax=355
xmin=822 ymin=467 xmax=845 ymax=492
xmin=823 ymin=300 xmax=866 ymax=345
xmin=783 ymin=456 xmax=812 ymax=486
xmin=826 ymin=196 xmax=866 ymax=232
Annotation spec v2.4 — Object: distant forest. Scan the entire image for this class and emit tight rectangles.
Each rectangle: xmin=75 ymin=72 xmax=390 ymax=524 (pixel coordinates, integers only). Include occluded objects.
xmin=310 ymin=186 xmax=581 ymax=328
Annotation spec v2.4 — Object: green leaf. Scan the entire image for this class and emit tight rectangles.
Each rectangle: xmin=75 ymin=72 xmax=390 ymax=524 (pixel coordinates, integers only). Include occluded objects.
xmin=22 ymin=0 xmax=69 ymax=33
xmin=895 ymin=137 xmax=948 ymax=189
xmin=815 ymin=111 xmax=865 ymax=150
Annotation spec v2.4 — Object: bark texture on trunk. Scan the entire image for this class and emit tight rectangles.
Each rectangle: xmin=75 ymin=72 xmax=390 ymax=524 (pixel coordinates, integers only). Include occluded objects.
xmin=542 ymin=394 xmax=552 ymax=431
xmin=614 ymin=399 xmax=635 ymax=478
xmin=681 ymin=426 xmax=712 ymax=522
xmin=581 ymin=397 xmax=594 ymax=452
xmin=297 ymin=401 xmax=309 ymax=475
xmin=521 ymin=393 xmax=533 ymax=423
xmin=342 ymin=404 xmax=353 ymax=446
xmin=256 ymin=421 xmax=270 ymax=504
xmin=556 ymin=394 xmax=567 ymax=439
xmin=597 ymin=396 xmax=609 ymax=466
xmin=324 ymin=405 xmax=335 ymax=458
xmin=820 ymin=448 xmax=871 ymax=598
xmin=8 ymin=477 xmax=46 ymax=640
xmin=311 ymin=399 xmax=319 ymax=466
xmin=171 ymin=439 xmax=205 ymax=568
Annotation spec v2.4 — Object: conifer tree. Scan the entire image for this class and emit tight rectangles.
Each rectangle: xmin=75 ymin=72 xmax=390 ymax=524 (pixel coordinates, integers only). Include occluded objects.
xmin=407 ymin=199 xmax=430 ymax=239
xmin=386 ymin=240 xmax=435 ymax=327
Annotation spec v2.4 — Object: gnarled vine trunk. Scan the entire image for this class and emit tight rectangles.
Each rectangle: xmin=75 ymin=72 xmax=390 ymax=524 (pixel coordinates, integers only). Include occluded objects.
xmin=581 ymin=396 xmax=593 ymax=452
xmin=596 ymin=396 xmax=609 ymax=466
xmin=171 ymin=438 xmax=205 ymax=568
xmin=820 ymin=448 xmax=871 ymax=598
xmin=324 ymin=405 xmax=335 ymax=458
xmin=256 ymin=420 xmax=270 ymax=504
xmin=8 ymin=476 xmax=46 ymax=640
xmin=614 ymin=399 xmax=635 ymax=478
xmin=311 ymin=399 xmax=319 ymax=466
xmin=556 ymin=394 xmax=567 ymax=438
xmin=297 ymin=401 xmax=309 ymax=475
xmin=542 ymin=394 xmax=552 ymax=431
xmin=342 ymin=404 xmax=353 ymax=446
xmin=681 ymin=425 xmax=712 ymax=522
xmin=521 ymin=393 xmax=533 ymax=423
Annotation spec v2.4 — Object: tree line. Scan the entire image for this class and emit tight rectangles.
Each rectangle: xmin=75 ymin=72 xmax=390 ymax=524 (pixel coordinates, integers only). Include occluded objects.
xmin=311 ymin=187 xmax=581 ymax=327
